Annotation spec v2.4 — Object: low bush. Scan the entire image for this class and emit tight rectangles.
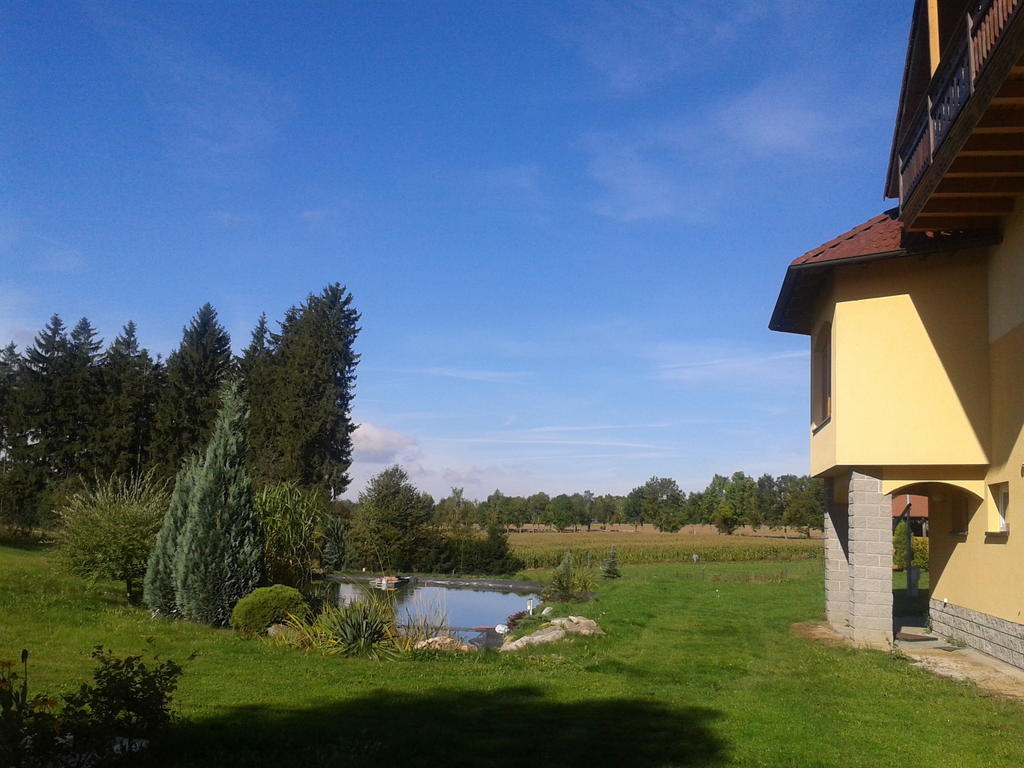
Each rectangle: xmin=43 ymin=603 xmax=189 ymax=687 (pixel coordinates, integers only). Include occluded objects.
xmin=1 ymin=647 xmax=182 ymax=767
xmin=230 ymin=584 xmax=309 ymax=634
xmin=511 ymin=540 xmax=822 ymax=569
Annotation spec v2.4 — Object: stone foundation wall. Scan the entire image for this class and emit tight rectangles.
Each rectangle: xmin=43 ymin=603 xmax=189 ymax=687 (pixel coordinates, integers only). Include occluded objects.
xmin=929 ymin=599 xmax=1024 ymax=670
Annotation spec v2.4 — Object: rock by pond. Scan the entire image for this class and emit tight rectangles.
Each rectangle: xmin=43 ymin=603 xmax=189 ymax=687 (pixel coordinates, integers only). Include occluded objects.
xmin=500 ymin=616 xmax=605 ymax=652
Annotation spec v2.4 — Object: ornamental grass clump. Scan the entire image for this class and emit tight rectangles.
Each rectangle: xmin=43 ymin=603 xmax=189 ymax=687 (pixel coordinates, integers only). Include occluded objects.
xmin=282 ymin=596 xmax=399 ymax=660
xmin=58 ymin=471 xmax=170 ymax=604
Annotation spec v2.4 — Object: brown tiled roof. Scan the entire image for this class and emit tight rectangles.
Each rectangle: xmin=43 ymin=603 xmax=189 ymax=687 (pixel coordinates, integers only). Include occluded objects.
xmin=792 ymin=208 xmax=988 ymax=267
xmin=770 ymin=209 xmax=1001 ymax=334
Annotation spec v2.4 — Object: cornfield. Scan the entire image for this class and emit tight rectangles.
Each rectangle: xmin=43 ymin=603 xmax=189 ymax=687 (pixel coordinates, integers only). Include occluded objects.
xmin=510 ymin=530 xmax=822 ymax=569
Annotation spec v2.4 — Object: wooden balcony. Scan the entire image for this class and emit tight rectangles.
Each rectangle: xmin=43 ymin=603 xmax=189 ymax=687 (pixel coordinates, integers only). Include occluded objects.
xmin=898 ymin=0 xmax=1024 ymax=231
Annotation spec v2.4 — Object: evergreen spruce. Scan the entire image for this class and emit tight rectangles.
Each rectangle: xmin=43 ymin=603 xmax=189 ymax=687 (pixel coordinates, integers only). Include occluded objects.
xmin=152 ymin=303 xmax=233 ymax=477
xmin=174 ymin=384 xmax=263 ymax=626
xmin=248 ymin=284 xmax=359 ymax=496
xmin=601 ymin=547 xmax=622 ymax=580
xmin=143 ymin=457 xmax=200 ymax=615
xmin=96 ymin=322 xmax=161 ymax=478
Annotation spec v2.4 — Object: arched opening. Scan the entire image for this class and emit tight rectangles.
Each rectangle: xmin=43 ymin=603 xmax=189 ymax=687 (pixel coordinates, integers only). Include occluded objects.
xmin=887 ymin=481 xmax=982 ymax=636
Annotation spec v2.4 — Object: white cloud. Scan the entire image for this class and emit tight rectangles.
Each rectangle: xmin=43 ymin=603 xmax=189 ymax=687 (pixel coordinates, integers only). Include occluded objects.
xmin=650 ymin=345 xmax=808 ymax=384
xmin=352 ymin=422 xmax=421 ymax=464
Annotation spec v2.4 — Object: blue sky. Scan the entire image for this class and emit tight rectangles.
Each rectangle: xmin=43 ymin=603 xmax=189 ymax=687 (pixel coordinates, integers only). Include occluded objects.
xmin=2 ymin=1 xmax=911 ymax=499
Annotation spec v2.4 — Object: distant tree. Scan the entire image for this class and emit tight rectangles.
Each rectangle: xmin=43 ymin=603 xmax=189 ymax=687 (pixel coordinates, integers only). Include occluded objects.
xmin=629 ymin=476 xmax=685 ymax=532
xmin=783 ymin=479 xmax=825 ymax=538
xmin=506 ymin=496 xmax=529 ymax=531
xmin=247 ymin=284 xmax=360 ymax=497
xmin=152 ymin=304 xmax=233 ymax=477
xmin=723 ymin=472 xmax=758 ymax=531
xmin=757 ymin=474 xmax=783 ymax=530
xmin=174 ymin=384 xmax=262 ymax=626
xmin=526 ymin=492 xmax=550 ymax=527
xmin=714 ymin=497 xmax=742 ymax=535
xmin=345 ymin=465 xmax=433 ymax=572
xmin=594 ymin=494 xmax=620 ymax=528
xmin=436 ymin=487 xmax=475 ymax=529
xmin=547 ymin=494 xmax=576 ymax=532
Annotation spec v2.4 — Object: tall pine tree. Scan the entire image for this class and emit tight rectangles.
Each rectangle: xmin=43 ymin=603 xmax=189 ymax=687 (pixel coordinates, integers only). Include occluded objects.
xmin=174 ymin=384 xmax=262 ymax=626
xmin=96 ymin=322 xmax=162 ymax=478
xmin=248 ymin=284 xmax=359 ymax=497
xmin=152 ymin=303 xmax=232 ymax=477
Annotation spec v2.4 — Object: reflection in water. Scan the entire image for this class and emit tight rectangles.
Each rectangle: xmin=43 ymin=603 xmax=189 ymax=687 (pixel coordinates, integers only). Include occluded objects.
xmin=328 ymin=581 xmax=539 ymax=631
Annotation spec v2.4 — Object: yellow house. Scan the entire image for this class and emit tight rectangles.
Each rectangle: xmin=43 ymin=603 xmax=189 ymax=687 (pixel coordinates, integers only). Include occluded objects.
xmin=771 ymin=0 xmax=1024 ymax=666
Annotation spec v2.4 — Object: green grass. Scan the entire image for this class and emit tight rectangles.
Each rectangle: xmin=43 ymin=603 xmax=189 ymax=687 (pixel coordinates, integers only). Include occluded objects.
xmin=3 ymin=544 xmax=1023 ymax=767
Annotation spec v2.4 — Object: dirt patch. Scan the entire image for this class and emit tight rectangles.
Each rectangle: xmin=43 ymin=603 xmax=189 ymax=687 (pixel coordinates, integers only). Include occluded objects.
xmin=791 ymin=621 xmax=847 ymax=647
xmin=902 ymin=647 xmax=1024 ymax=701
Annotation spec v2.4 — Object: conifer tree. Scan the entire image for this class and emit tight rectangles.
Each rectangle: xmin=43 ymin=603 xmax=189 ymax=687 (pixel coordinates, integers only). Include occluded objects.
xmin=174 ymin=384 xmax=262 ymax=626
xmin=143 ymin=456 xmax=200 ymax=615
xmin=152 ymin=303 xmax=233 ymax=477
xmin=97 ymin=322 xmax=161 ymax=478
xmin=249 ymin=284 xmax=360 ymax=496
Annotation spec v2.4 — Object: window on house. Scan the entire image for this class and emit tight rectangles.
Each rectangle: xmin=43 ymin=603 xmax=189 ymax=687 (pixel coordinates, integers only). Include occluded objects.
xmin=815 ymin=323 xmax=832 ymax=426
xmin=995 ymin=483 xmax=1010 ymax=533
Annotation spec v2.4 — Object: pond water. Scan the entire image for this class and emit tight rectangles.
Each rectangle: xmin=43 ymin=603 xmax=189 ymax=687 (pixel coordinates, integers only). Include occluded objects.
xmin=327 ymin=579 xmax=540 ymax=634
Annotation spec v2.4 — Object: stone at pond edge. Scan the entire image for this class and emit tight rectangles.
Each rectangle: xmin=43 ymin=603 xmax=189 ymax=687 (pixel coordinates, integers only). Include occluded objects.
xmin=414 ymin=635 xmax=478 ymax=652
xmin=499 ymin=616 xmax=605 ymax=652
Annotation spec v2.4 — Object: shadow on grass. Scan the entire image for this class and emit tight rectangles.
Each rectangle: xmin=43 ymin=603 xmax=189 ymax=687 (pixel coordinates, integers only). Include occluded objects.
xmin=0 ymin=533 xmax=52 ymax=551
xmin=151 ymin=686 xmax=726 ymax=768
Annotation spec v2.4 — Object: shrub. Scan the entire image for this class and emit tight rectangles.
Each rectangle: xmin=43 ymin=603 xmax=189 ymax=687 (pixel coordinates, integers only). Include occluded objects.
xmin=174 ymin=384 xmax=263 ymax=626
xmin=601 ymin=547 xmax=622 ymax=579
xmin=57 ymin=471 xmax=170 ymax=604
xmin=1 ymin=647 xmax=182 ymax=767
xmin=283 ymin=597 xmax=398 ymax=659
xmin=912 ymin=536 xmax=929 ymax=570
xmin=542 ymin=551 xmax=596 ymax=602
xmin=231 ymin=585 xmax=309 ymax=634
xmin=893 ymin=520 xmax=910 ymax=570
xmin=255 ymin=482 xmax=331 ymax=587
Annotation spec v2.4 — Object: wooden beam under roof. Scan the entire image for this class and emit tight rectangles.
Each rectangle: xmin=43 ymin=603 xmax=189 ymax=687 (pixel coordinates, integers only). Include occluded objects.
xmin=959 ymin=132 xmax=1024 ymax=153
xmin=974 ymin=105 xmax=1024 ymax=131
xmin=946 ymin=156 xmax=1024 ymax=175
xmin=919 ymin=196 xmax=1015 ymax=214
xmin=932 ymin=176 xmax=1024 ymax=195
xmin=991 ymin=79 xmax=1024 ymax=104
xmin=908 ymin=214 xmax=1002 ymax=231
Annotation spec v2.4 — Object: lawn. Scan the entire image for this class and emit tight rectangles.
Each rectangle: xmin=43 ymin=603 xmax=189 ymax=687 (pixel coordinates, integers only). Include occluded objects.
xmin=3 ymin=542 xmax=1022 ymax=767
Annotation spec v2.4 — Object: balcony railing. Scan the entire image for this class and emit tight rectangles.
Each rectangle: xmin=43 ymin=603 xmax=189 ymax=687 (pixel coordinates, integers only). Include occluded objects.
xmin=898 ymin=0 xmax=1021 ymax=203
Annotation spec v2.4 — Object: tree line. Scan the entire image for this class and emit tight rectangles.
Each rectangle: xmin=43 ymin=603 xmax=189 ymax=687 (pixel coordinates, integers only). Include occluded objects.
xmin=0 ymin=284 xmax=360 ymax=532
xmin=422 ymin=471 xmax=825 ymax=537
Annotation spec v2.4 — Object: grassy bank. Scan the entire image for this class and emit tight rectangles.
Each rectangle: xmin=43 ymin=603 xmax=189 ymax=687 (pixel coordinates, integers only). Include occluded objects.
xmin=2 ymin=543 xmax=1022 ymax=767
xmin=509 ymin=528 xmax=822 ymax=567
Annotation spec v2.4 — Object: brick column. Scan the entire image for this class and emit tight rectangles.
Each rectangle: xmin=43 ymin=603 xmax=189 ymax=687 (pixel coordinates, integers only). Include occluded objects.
xmin=847 ymin=469 xmax=893 ymax=646
xmin=823 ymin=478 xmax=850 ymax=630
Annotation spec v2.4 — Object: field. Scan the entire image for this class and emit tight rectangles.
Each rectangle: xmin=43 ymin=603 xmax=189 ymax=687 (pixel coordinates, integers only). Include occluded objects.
xmin=3 ymin=541 xmax=1024 ymax=767
xmin=510 ymin=525 xmax=822 ymax=568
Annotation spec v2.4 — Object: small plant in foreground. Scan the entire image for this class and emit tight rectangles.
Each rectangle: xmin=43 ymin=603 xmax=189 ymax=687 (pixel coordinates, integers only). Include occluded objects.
xmin=231 ymin=584 xmax=309 ymax=634
xmin=1 ymin=647 xmax=182 ymax=767
xmin=600 ymin=547 xmax=622 ymax=579
xmin=542 ymin=551 xmax=596 ymax=602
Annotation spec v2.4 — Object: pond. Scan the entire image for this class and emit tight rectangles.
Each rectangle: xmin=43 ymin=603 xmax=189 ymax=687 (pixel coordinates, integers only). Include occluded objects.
xmin=324 ymin=577 xmax=541 ymax=646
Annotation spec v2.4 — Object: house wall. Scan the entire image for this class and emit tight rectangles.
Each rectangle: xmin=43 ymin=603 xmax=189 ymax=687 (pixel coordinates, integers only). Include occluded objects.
xmin=809 ymin=251 xmax=990 ymax=476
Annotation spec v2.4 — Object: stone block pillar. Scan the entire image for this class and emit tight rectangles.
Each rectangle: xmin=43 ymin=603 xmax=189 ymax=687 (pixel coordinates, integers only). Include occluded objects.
xmin=823 ymin=478 xmax=850 ymax=629
xmin=847 ymin=469 xmax=893 ymax=646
